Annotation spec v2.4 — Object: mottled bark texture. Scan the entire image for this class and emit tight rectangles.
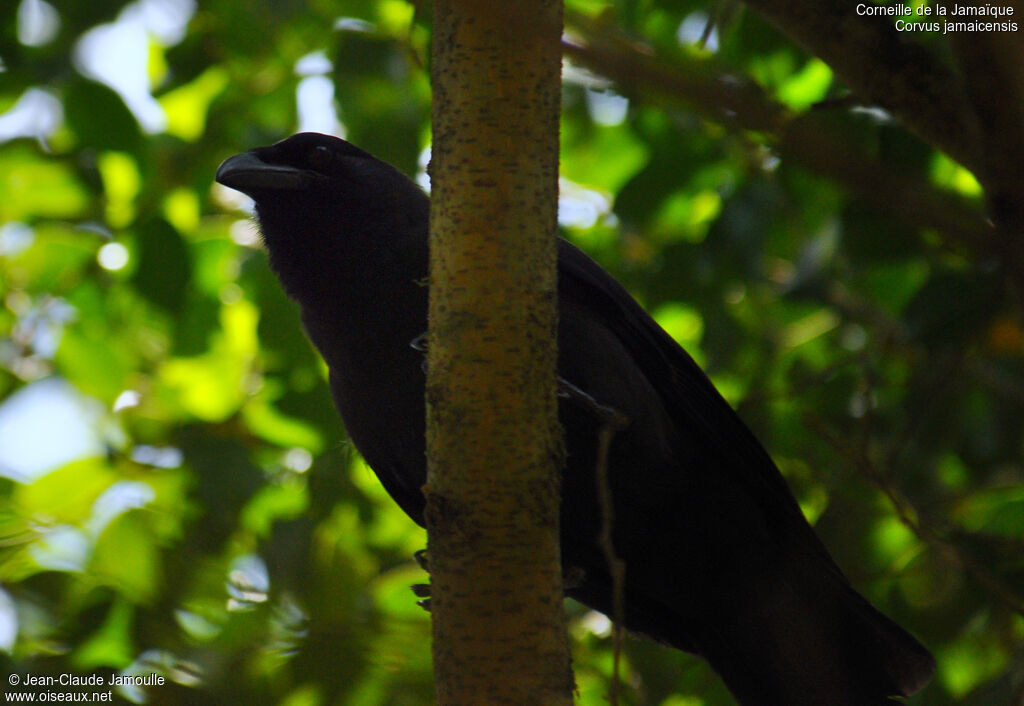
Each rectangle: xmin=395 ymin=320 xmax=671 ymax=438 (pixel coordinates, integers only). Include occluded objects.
xmin=425 ymin=1 xmax=573 ymax=704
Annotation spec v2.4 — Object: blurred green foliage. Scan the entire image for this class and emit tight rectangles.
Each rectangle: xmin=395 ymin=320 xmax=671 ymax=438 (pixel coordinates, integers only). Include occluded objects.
xmin=0 ymin=0 xmax=1022 ymax=704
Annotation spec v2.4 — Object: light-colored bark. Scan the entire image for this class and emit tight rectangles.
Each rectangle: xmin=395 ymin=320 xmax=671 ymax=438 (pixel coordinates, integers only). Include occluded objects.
xmin=425 ymin=1 xmax=573 ymax=704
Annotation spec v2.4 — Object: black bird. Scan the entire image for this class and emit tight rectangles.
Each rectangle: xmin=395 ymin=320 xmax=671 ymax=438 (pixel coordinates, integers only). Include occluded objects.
xmin=216 ymin=133 xmax=935 ymax=705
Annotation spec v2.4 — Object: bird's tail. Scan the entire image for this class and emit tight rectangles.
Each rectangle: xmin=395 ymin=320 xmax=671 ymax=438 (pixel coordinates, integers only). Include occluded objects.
xmin=695 ymin=569 xmax=935 ymax=706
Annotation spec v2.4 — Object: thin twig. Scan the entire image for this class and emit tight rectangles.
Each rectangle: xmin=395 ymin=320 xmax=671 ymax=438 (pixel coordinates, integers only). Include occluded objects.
xmin=558 ymin=378 xmax=630 ymax=705
xmin=594 ymin=416 xmax=630 ymax=706
xmin=807 ymin=417 xmax=1024 ymax=618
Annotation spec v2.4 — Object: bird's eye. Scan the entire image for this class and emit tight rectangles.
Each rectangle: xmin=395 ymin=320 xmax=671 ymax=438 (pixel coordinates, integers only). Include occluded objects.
xmin=308 ymin=144 xmax=333 ymax=171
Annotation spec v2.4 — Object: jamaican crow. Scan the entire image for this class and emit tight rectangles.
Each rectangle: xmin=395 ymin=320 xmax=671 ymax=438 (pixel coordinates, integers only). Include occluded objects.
xmin=216 ymin=132 xmax=935 ymax=705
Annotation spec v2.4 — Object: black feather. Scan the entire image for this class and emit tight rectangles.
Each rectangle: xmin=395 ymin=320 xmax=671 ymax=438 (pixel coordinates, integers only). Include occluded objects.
xmin=216 ymin=132 xmax=935 ymax=705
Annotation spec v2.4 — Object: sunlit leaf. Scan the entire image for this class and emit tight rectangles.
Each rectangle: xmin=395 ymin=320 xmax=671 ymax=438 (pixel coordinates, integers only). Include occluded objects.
xmin=98 ymin=151 xmax=140 ymax=228
xmin=930 ymin=153 xmax=983 ymax=198
xmin=163 ymin=187 xmax=201 ymax=234
xmin=241 ymin=481 xmax=309 ymax=537
xmin=561 ymin=121 xmax=649 ymax=194
xmin=0 ymin=147 xmax=90 ymax=222
xmin=160 ymin=67 xmax=229 ymax=142
xmin=155 ymin=300 xmax=257 ymax=421
xmin=654 ymin=302 xmax=705 ymax=366
xmin=72 ymin=598 xmax=136 ymax=670
xmin=776 ymin=59 xmax=832 ymax=111
xmin=90 ymin=512 xmax=161 ymax=602
xmin=16 ymin=458 xmax=118 ymax=525
xmin=938 ymin=623 xmax=1010 ymax=698
xmin=243 ymin=396 xmax=323 ymax=452
xmin=953 ymin=485 xmax=1024 ymax=538
xmin=56 ymin=326 xmax=135 ymax=402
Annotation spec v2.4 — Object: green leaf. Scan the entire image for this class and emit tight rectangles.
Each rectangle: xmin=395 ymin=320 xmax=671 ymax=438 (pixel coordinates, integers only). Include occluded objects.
xmin=155 ymin=299 xmax=258 ymax=421
xmin=953 ymin=485 xmax=1024 ymax=538
xmin=160 ymin=67 xmax=230 ymax=142
xmin=243 ymin=397 xmax=324 ymax=451
xmin=97 ymin=151 xmax=141 ymax=228
xmin=0 ymin=148 xmax=90 ymax=223
xmin=63 ymin=79 xmax=142 ymax=153
xmin=89 ymin=512 xmax=161 ymax=603
xmin=16 ymin=459 xmax=118 ymax=526
xmin=131 ymin=219 xmax=192 ymax=314
xmin=776 ymin=59 xmax=832 ymax=111
xmin=72 ymin=599 xmax=136 ymax=670
xmin=241 ymin=481 xmax=309 ymax=537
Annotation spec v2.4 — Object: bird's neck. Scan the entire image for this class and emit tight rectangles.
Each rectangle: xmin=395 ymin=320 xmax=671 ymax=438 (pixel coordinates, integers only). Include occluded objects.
xmin=282 ymin=231 xmax=429 ymax=369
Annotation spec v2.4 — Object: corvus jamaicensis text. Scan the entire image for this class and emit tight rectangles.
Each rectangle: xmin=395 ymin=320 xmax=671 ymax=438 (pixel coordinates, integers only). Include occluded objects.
xmin=216 ymin=132 xmax=935 ymax=705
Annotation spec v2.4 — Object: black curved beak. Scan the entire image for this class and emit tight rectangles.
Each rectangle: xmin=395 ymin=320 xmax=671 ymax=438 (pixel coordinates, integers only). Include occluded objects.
xmin=215 ymin=151 xmax=318 ymax=196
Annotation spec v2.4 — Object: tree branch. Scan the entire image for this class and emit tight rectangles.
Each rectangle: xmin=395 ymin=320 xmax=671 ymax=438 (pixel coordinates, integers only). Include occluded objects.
xmin=561 ymin=33 xmax=994 ymax=252
xmin=807 ymin=418 xmax=1024 ymax=619
xmin=739 ymin=0 xmax=983 ymax=175
xmin=938 ymin=0 xmax=1024 ymax=234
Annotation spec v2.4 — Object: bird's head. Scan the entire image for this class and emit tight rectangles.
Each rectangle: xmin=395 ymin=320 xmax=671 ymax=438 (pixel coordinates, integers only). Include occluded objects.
xmin=215 ymin=132 xmax=429 ymax=305
xmin=217 ymin=132 xmax=390 ymax=198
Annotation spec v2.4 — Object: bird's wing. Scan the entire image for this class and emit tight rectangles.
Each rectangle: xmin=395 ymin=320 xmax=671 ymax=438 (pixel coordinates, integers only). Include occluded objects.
xmin=556 ymin=238 xmax=835 ymax=558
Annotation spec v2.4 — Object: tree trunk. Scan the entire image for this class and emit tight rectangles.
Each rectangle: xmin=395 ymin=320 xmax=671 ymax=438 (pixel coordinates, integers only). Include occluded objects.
xmin=424 ymin=0 xmax=572 ymax=704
